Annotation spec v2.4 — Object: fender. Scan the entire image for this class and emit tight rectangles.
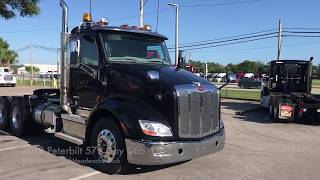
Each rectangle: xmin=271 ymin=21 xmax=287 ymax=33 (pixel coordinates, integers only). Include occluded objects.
xmin=86 ymin=95 xmax=170 ymax=142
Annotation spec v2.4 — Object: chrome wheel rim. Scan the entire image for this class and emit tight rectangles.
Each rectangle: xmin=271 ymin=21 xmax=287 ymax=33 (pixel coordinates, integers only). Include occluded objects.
xmin=97 ymin=129 xmax=116 ymax=163
xmin=11 ymin=106 xmax=19 ymax=129
xmin=0 ymin=104 xmax=3 ymax=124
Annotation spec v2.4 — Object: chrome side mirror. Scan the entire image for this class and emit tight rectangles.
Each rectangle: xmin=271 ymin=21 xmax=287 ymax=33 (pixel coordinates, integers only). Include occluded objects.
xmin=147 ymin=71 xmax=160 ymax=81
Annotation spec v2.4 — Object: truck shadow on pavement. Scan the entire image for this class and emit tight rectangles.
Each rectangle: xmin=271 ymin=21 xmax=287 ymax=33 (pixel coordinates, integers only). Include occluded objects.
xmin=221 ymin=101 xmax=320 ymax=126
xmin=19 ymin=132 xmax=186 ymax=175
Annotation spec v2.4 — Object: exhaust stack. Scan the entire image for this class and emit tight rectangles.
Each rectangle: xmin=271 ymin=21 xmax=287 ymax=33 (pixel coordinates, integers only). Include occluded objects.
xmin=60 ymin=0 xmax=72 ymax=114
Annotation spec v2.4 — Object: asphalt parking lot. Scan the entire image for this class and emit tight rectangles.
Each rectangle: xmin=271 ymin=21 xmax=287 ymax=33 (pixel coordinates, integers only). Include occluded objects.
xmin=0 ymin=87 xmax=320 ymax=180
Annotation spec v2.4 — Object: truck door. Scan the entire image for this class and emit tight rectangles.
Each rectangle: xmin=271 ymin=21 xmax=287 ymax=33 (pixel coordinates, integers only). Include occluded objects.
xmin=69 ymin=35 xmax=103 ymax=108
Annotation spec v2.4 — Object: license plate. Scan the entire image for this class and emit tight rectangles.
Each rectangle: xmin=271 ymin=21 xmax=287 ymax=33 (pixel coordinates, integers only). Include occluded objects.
xmin=280 ymin=105 xmax=294 ymax=118
xmin=280 ymin=110 xmax=292 ymax=118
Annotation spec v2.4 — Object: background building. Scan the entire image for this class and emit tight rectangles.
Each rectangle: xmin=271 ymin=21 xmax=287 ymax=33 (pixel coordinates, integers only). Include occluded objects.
xmin=17 ymin=64 xmax=60 ymax=75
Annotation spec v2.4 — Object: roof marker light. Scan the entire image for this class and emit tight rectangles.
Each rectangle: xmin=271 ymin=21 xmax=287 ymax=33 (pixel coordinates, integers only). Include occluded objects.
xmin=83 ymin=13 xmax=92 ymax=22
xmin=131 ymin=26 xmax=138 ymax=30
xmin=144 ymin=24 xmax=152 ymax=31
xmin=120 ymin=24 xmax=130 ymax=29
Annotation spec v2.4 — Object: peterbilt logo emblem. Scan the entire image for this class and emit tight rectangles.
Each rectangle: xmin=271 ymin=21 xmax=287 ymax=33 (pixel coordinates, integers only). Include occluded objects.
xmin=193 ymin=82 xmax=204 ymax=91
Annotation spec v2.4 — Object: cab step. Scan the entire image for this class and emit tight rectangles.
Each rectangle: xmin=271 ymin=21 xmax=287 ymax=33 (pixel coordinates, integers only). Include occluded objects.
xmin=55 ymin=132 xmax=83 ymax=145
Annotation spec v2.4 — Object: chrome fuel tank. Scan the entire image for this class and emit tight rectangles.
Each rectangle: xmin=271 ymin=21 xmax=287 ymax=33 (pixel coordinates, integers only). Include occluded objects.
xmin=33 ymin=103 xmax=61 ymax=130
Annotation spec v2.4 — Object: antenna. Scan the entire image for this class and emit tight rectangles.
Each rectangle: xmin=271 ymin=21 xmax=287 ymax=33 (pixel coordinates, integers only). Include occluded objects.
xmin=156 ymin=0 xmax=160 ymax=32
xmin=90 ymin=0 xmax=92 ymax=14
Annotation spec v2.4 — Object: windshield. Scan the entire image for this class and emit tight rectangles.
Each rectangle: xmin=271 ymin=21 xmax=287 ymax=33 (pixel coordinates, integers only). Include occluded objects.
xmin=103 ymin=33 xmax=171 ymax=65
xmin=270 ymin=62 xmax=309 ymax=92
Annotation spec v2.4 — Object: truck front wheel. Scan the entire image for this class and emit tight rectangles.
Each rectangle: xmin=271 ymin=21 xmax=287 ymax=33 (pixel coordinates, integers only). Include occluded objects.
xmin=0 ymin=97 xmax=10 ymax=130
xmin=90 ymin=118 xmax=128 ymax=174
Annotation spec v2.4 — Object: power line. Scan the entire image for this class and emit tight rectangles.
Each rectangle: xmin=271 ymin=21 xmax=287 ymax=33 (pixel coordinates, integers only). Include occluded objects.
xmin=167 ymin=29 xmax=277 ymax=47
xmin=112 ymin=0 xmax=262 ymax=22
xmin=283 ymin=27 xmax=320 ymax=30
xmin=178 ymin=35 xmax=277 ymax=51
xmin=283 ymin=35 xmax=320 ymax=38
xmin=178 ymin=41 xmax=320 ymax=54
xmin=180 ymin=0 xmax=262 ymax=8
xmin=284 ymin=31 xmax=320 ymax=34
xmin=168 ymin=32 xmax=278 ymax=49
xmin=0 ymin=28 xmax=59 ymax=34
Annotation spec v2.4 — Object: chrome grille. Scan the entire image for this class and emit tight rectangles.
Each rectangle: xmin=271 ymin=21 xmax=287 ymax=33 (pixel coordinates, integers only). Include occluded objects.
xmin=176 ymin=84 xmax=219 ymax=138
xmin=4 ymin=75 xmax=13 ymax=81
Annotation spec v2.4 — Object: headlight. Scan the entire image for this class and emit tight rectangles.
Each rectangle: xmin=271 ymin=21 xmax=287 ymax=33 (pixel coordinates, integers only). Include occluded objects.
xmin=139 ymin=120 xmax=173 ymax=137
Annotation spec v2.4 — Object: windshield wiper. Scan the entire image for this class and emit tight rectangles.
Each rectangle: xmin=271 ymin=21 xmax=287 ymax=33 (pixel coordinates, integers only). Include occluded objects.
xmin=147 ymin=59 xmax=168 ymax=64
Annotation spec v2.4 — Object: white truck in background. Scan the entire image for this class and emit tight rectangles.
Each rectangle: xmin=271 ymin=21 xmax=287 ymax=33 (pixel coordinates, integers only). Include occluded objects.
xmin=0 ymin=67 xmax=16 ymax=87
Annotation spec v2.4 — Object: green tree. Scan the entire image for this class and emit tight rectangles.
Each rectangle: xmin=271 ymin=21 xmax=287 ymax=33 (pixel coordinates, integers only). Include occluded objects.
xmin=25 ymin=65 xmax=40 ymax=73
xmin=226 ymin=63 xmax=238 ymax=73
xmin=0 ymin=0 xmax=40 ymax=19
xmin=0 ymin=38 xmax=18 ymax=66
xmin=207 ymin=62 xmax=226 ymax=73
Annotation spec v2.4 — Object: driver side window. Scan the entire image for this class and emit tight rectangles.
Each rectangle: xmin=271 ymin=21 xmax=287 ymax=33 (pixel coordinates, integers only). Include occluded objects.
xmin=80 ymin=36 xmax=99 ymax=66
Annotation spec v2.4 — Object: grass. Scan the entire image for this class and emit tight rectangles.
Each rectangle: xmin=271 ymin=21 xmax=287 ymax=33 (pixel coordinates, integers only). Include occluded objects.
xmin=221 ymin=89 xmax=261 ymax=101
xmin=16 ymin=79 xmax=58 ymax=88
xmin=313 ymin=79 xmax=320 ymax=86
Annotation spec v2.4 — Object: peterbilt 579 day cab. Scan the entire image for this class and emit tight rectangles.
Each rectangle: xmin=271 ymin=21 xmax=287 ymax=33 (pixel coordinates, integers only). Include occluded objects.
xmin=260 ymin=58 xmax=320 ymax=122
xmin=0 ymin=1 xmax=225 ymax=174
xmin=0 ymin=67 xmax=16 ymax=87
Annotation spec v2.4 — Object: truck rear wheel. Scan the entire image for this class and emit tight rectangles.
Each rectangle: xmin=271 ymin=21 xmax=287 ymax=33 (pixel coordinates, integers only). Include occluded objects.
xmin=90 ymin=118 xmax=128 ymax=174
xmin=9 ymin=97 xmax=31 ymax=137
xmin=0 ymin=97 xmax=10 ymax=130
xmin=269 ymin=105 xmax=279 ymax=123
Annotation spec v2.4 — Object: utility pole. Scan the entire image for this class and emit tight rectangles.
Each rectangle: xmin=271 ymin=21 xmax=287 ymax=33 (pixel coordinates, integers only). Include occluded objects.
xmin=56 ymin=51 xmax=59 ymax=74
xmin=139 ymin=0 xmax=144 ymax=28
xmin=168 ymin=3 xmax=179 ymax=65
xmin=30 ymin=44 xmax=34 ymax=85
xmin=277 ymin=19 xmax=282 ymax=60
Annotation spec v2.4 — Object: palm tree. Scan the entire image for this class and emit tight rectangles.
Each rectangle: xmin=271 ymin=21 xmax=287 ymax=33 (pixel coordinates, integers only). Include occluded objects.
xmin=0 ymin=38 xmax=18 ymax=66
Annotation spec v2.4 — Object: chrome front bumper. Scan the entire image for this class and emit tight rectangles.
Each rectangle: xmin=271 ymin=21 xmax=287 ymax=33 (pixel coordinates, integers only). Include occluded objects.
xmin=125 ymin=129 xmax=225 ymax=165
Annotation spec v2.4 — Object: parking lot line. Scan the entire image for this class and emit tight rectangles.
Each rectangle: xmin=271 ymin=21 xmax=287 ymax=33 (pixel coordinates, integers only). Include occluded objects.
xmin=0 ymin=130 xmax=10 ymax=135
xmin=68 ymin=171 xmax=101 ymax=180
xmin=0 ymin=144 xmax=30 ymax=152
xmin=0 ymin=139 xmax=59 ymax=152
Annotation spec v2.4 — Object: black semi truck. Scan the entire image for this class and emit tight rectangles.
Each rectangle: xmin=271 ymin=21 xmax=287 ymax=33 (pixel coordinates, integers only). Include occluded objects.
xmin=0 ymin=0 xmax=225 ymax=174
xmin=260 ymin=58 xmax=320 ymax=122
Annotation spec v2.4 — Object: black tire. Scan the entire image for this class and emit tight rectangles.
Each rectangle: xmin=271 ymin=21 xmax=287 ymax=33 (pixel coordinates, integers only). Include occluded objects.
xmin=90 ymin=118 xmax=128 ymax=174
xmin=0 ymin=97 xmax=10 ymax=130
xmin=11 ymin=84 xmax=16 ymax=87
xmin=273 ymin=106 xmax=280 ymax=123
xmin=9 ymin=97 xmax=31 ymax=137
xmin=269 ymin=104 xmax=279 ymax=123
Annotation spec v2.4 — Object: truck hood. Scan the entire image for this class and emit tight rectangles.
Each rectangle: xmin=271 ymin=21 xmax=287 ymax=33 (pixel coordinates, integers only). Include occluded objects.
xmin=109 ymin=63 xmax=211 ymax=88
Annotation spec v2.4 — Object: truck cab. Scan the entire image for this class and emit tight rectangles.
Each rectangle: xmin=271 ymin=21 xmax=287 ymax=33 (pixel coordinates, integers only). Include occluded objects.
xmin=261 ymin=59 xmax=320 ymax=122
xmin=0 ymin=1 xmax=225 ymax=174
xmin=0 ymin=67 xmax=16 ymax=87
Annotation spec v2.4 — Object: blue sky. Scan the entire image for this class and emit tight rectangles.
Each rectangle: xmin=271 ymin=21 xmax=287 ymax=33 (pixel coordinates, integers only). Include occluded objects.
xmin=1 ymin=0 xmax=320 ymax=65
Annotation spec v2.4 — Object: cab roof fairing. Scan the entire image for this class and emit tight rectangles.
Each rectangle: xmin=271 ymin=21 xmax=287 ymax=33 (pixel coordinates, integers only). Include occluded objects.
xmin=71 ymin=26 xmax=168 ymax=40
